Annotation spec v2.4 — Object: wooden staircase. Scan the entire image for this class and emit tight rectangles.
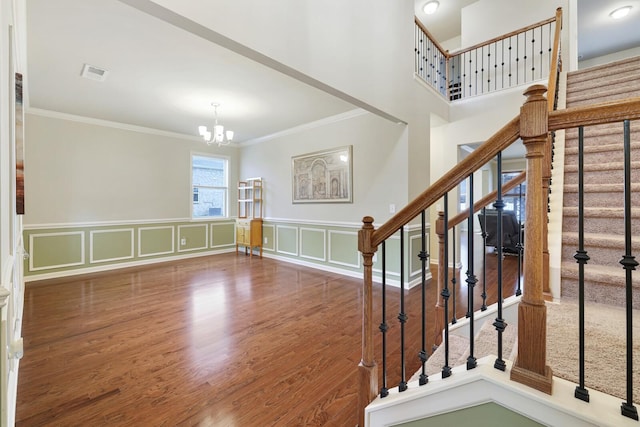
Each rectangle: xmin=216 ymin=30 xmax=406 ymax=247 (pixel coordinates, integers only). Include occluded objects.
xmin=561 ymin=56 xmax=640 ymax=308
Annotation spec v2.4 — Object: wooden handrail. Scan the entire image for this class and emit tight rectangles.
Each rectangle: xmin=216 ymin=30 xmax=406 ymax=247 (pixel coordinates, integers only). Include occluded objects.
xmin=549 ymin=97 xmax=640 ymax=129
xmin=447 ymin=171 xmax=526 ymax=230
xmin=450 ymin=15 xmax=559 ymax=57
xmin=546 ymin=8 xmax=563 ymax=112
xmin=414 ymin=17 xmax=450 ymax=59
xmin=370 ymin=117 xmax=520 ymax=248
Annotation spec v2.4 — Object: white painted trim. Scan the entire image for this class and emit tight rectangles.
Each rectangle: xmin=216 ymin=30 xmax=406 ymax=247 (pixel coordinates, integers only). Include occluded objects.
xmin=26 ymin=107 xmax=212 ymax=144
xmin=328 ymin=230 xmax=360 ymax=269
xmin=264 ymin=217 xmax=426 ymax=232
xmin=262 ymin=251 xmax=364 ymax=281
xmin=24 ymin=217 xmax=193 ymax=230
xmin=276 ymin=225 xmax=299 ymax=256
xmin=25 ymin=248 xmax=235 ymax=282
xmin=138 ymin=226 xmax=175 ymax=258
xmin=366 ymin=356 xmax=635 ymax=427
xmin=299 ymin=227 xmax=326 ymax=262
xmin=240 ymin=108 xmax=369 ymax=146
xmin=177 ymin=224 xmax=208 ymax=253
xmin=89 ymin=228 xmax=134 ymax=264
xmin=29 ymin=231 xmax=85 ymax=272
xmin=210 ymin=222 xmax=236 ymax=249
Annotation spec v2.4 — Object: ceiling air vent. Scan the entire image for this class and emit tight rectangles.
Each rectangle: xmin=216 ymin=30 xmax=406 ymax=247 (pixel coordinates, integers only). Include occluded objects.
xmin=81 ymin=63 xmax=109 ymax=82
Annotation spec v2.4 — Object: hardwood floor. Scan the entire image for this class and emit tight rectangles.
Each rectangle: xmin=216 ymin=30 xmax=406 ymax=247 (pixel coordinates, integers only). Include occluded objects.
xmin=16 ymin=249 xmax=521 ymax=426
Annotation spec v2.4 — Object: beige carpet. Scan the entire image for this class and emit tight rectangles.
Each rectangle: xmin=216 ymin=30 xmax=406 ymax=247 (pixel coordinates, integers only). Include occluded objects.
xmin=413 ymin=301 xmax=639 ymax=404
xmin=547 ymin=300 xmax=640 ymax=402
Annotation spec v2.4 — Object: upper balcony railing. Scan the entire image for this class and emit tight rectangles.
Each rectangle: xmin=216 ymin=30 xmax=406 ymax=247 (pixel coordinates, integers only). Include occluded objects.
xmin=415 ymin=9 xmax=562 ymax=102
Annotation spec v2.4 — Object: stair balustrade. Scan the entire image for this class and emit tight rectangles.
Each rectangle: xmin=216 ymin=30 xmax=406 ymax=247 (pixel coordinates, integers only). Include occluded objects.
xmin=415 ymin=9 xmax=562 ymax=102
xmin=357 ymin=88 xmax=640 ymax=426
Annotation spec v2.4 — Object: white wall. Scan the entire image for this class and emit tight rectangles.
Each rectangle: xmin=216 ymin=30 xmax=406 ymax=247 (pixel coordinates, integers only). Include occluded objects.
xmin=461 ymin=0 xmax=567 ymax=47
xmin=24 ymin=112 xmax=240 ymax=225
xmin=239 ymin=111 xmax=408 ymax=225
xmin=579 ymin=45 xmax=640 ymax=69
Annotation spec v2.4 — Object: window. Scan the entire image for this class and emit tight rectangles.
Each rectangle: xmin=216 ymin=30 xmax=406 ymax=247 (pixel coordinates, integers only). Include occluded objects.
xmin=191 ymin=154 xmax=228 ymax=218
xmin=502 ymin=171 xmax=526 ymax=223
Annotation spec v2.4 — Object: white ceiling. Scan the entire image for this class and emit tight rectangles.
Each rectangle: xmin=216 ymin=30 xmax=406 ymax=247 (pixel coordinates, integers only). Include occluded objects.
xmin=26 ymin=1 xmax=640 ymax=146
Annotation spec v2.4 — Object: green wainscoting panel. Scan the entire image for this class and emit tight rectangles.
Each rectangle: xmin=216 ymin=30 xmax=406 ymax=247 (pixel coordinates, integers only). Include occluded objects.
xmin=29 ymin=231 xmax=84 ymax=271
xmin=395 ymin=402 xmax=544 ymax=427
xmin=178 ymin=224 xmax=208 ymax=252
xmin=276 ymin=225 xmax=298 ymax=256
xmin=409 ymin=231 xmax=428 ymax=278
xmin=300 ymin=228 xmax=326 ymax=261
xmin=211 ymin=222 xmax=235 ymax=247
xmin=262 ymin=224 xmax=275 ymax=251
xmin=328 ymin=230 xmax=359 ymax=268
xmin=139 ymin=226 xmax=174 ymax=257
xmin=373 ymin=235 xmax=400 ymax=276
xmin=91 ymin=228 xmax=134 ymax=263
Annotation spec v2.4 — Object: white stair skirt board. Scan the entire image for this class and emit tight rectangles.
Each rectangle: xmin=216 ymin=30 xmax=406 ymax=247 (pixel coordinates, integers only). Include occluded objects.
xmin=365 ymin=356 xmax=637 ymax=427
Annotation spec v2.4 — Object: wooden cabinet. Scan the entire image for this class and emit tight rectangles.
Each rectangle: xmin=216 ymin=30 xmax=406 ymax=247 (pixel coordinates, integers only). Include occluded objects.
xmin=236 ymin=178 xmax=263 ymax=257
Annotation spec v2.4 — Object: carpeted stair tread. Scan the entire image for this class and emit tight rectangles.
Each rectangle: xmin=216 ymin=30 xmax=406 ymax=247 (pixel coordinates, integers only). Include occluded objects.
xmin=564 ymin=160 xmax=640 ymax=173
xmin=567 ymin=69 xmax=640 ymax=94
xmin=566 ymin=56 xmax=640 ymax=83
xmin=561 ymin=262 xmax=640 ymax=288
xmin=412 ymin=320 xmax=518 ymax=381
xmin=566 ymin=86 xmax=640 ymax=106
xmin=546 ymin=300 xmax=640 ymax=402
xmin=563 ymin=183 xmax=640 ymax=193
xmin=563 ymin=206 xmax=640 ymax=218
xmin=562 ymin=231 xmax=640 ymax=248
xmin=565 ymin=141 xmax=640 ymax=156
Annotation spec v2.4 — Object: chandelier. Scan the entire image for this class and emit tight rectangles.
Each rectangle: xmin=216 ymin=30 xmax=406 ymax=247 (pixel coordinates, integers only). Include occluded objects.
xmin=198 ymin=103 xmax=234 ymax=146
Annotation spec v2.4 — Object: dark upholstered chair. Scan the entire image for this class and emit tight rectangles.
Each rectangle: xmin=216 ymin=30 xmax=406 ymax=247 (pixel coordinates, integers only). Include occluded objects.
xmin=477 ymin=209 xmax=522 ymax=253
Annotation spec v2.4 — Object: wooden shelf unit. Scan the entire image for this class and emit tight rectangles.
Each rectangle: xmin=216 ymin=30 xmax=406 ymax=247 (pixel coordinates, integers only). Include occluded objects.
xmin=236 ymin=178 xmax=263 ymax=257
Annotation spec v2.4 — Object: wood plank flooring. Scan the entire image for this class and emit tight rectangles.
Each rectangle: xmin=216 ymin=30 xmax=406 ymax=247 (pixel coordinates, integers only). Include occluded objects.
xmin=16 ymin=249 xmax=521 ymax=426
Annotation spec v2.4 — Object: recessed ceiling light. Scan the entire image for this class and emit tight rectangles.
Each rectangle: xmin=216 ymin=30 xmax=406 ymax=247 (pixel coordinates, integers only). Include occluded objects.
xmin=610 ymin=5 xmax=632 ymax=19
xmin=423 ymin=1 xmax=439 ymax=15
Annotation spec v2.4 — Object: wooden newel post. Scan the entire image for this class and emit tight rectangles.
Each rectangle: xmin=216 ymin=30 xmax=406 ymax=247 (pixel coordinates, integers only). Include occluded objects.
xmin=433 ymin=211 xmax=446 ymax=346
xmin=510 ymin=85 xmax=553 ymax=394
xmin=358 ymin=216 xmax=378 ymax=426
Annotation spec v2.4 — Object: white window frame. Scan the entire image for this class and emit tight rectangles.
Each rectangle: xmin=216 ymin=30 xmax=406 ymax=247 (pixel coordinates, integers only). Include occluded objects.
xmin=191 ymin=152 xmax=229 ymax=219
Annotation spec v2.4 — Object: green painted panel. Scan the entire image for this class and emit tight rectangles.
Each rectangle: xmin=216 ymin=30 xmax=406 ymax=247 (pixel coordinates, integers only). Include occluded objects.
xmin=212 ymin=223 xmax=235 ymax=247
xmin=31 ymin=232 xmax=84 ymax=269
xmin=139 ymin=227 xmax=174 ymax=256
xmin=329 ymin=232 xmax=358 ymax=267
xmin=300 ymin=228 xmax=325 ymax=260
xmin=410 ymin=233 xmax=424 ymax=275
xmin=179 ymin=225 xmax=207 ymax=250
xmin=395 ymin=402 xmax=544 ymax=427
xmin=92 ymin=229 xmax=133 ymax=262
xmin=262 ymin=225 xmax=275 ymax=250
xmin=277 ymin=226 xmax=298 ymax=255
xmin=377 ymin=237 xmax=400 ymax=275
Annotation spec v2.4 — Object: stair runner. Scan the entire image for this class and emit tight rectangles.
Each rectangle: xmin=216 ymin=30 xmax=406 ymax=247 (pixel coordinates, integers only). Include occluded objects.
xmin=561 ymin=56 xmax=640 ymax=308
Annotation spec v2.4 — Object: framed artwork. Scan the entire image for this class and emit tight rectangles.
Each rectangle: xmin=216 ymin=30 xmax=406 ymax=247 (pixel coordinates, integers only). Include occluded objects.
xmin=15 ymin=72 xmax=25 ymax=215
xmin=292 ymin=145 xmax=352 ymax=203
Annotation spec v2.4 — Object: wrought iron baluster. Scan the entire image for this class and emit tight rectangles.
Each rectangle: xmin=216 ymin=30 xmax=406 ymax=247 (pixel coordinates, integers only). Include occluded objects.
xmin=418 ymin=211 xmax=429 ymax=386
xmin=481 ymin=207 xmax=488 ymax=311
xmin=573 ymin=126 xmax=590 ymax=403
xmin=493 ymin=152 xmax=506 ymax=371
xmin=442 ymin=194 xmax=452 ymax=378
xmin=398 ymin=227 xmax=408 ymax=392
xmin=620 ymin=120 xmax=638 ymax=420
xmin=451 ymin=226 xmax=457 ymax=324
xmin=379 ymin=240 xmax=389 ymax=398
xmin=516 ymin=182 xmax=523 ymax=297
xmin=466 ymin=173 xmax=478 ymax=370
